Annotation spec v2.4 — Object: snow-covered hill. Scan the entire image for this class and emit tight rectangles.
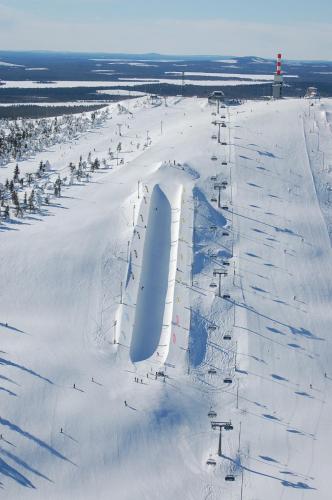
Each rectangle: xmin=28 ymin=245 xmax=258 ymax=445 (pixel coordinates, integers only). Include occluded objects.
xmin=1 ymin=95 xmax=332 ymax=499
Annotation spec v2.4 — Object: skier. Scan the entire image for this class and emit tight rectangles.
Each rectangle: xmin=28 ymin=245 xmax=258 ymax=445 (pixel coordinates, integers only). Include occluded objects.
xmin=60 ymin=428 xmax=63 ymax=434
xmin=73 ymin=383 xmax=76 ymax=389
xmin=124 ymin=400 xmax=127 ymax=407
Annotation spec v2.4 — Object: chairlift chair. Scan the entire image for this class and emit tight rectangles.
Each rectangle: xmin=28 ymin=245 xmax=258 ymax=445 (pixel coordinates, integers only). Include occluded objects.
xmin=206 ymin=458 xmax=217 ymax=466
xmin=225 ymin=474 xmax=235 ymax=481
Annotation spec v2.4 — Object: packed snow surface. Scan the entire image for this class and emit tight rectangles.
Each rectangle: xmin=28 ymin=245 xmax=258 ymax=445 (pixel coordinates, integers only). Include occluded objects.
xmin=1 ymin=95 xmax=332 ymax=500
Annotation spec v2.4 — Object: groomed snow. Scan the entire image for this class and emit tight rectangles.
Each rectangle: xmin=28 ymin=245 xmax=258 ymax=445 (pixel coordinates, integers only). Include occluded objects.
xmin=1 ymin=96 xmax=332 ymax=500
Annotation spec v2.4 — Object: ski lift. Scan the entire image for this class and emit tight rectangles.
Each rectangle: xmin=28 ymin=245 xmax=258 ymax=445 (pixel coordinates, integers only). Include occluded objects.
xmin=208 ymin=325 xmax=217 ymax=331
xmin=224 ymin=423 xmax=233 ymax=431
xmin=221 ymin=123 xmax=227 ymax=128
xmin=206 ymin=458 xmax=217 ymax=466
xmin=222 ymin=261 xmax=230 ymax=266
xmin=222 ymin=232 xmax=229 ymax=236
xmin=223 ymin=334 xmax=232 ymax=341
xmin=210 ymin=282 xmax=218 ymax=288
xmin=220 ymin=115 xmax=226 ymax=119
xmin=223 ymin=294 xmax=231 ymax=299
xmin=208 ymin=368 xmax=217 ymax=375
xmin=211 ymin=134 xmax=217 ymax=140
xmin=221 ymin=206 xmax=229 ymax=210
xmin=211 ymin=197 xmax=218 ymax=203
xmin=221 ymin=142 xmax=227 ymax=146
xmin=211 ymin=155 xmax=218 ymax=161
xmin=222 ymin=161 xmax=228 ymax=165
xmin=210 ymin=176 xmax=217 ymax=181
xmin=225 ymin=474 xmax=235 ymax=481
xmin=210 ymin=225 xmax=217 ymax=231
xmin=224 ymin=377 xmax=232 ymax=384
xmin=208 ymin=410 xmax=217 ymax=418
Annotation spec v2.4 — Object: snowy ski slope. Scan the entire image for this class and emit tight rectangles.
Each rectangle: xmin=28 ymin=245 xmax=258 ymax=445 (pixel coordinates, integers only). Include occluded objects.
xmin=1 ymin=95 xmax=332 ymax=499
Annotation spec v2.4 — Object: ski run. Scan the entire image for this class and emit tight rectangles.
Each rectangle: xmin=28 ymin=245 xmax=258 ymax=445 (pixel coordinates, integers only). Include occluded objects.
xmin=1 ymin=95 xmax=332 ymax=499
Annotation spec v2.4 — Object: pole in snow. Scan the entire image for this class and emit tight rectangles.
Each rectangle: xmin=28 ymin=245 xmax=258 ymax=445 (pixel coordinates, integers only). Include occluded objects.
xmin=138 ymin=180 xmax=140 ymax=199
xmin=214 ymin=184 xmax=225 ymax=208
xmin=236 ymin=380 xmax=240 ymax=410
xmin=211 ymin=421 xmax=233 ymax=456
xmin=133 ymin=204 xmax=136 ymax=227
xmin=113 ymin=320 xmax=117 ymax=343
xmin=218 ymin=428 xmax=222 ymax=456
xmin=120 ymin=282 xmax=123 ymax=305
xmin=213 ymin=269 xmax=228 ymax=297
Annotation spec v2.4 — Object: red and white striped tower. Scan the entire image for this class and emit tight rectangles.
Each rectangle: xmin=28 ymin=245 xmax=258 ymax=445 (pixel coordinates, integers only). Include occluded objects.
xmin=273 ymin=52 xmax=283 ymax=99
xmin=276 ymin=53 xmax=282 ymax=75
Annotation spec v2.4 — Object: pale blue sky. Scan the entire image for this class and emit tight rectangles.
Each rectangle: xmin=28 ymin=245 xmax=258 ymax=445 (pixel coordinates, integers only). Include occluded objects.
xmin=0 ymin=0 xmax=331 ymax=58
xmin=2 ymin=0 xmax=332 ymax=23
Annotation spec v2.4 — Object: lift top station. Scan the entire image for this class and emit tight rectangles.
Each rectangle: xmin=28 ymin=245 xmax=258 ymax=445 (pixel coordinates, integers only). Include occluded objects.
xmin=272 ymin=53 xmax=284 ymax=99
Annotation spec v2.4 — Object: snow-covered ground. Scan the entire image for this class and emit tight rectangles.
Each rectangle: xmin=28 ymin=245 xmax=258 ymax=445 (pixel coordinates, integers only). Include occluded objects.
xmin=1 ymin=95 xmax=332 ymax=500
xmin=0 ymin=79 xmax=270 ymax=90
xmin=165 ymin=72 xmax=299 ymax=80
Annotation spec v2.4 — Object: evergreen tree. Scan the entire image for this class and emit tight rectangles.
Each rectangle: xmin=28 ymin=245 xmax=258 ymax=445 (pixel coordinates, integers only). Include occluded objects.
xmin=28 ymin=190 xmax=35 ymax=212
xmin=14 ymin=164 xmax=20 ymax=181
